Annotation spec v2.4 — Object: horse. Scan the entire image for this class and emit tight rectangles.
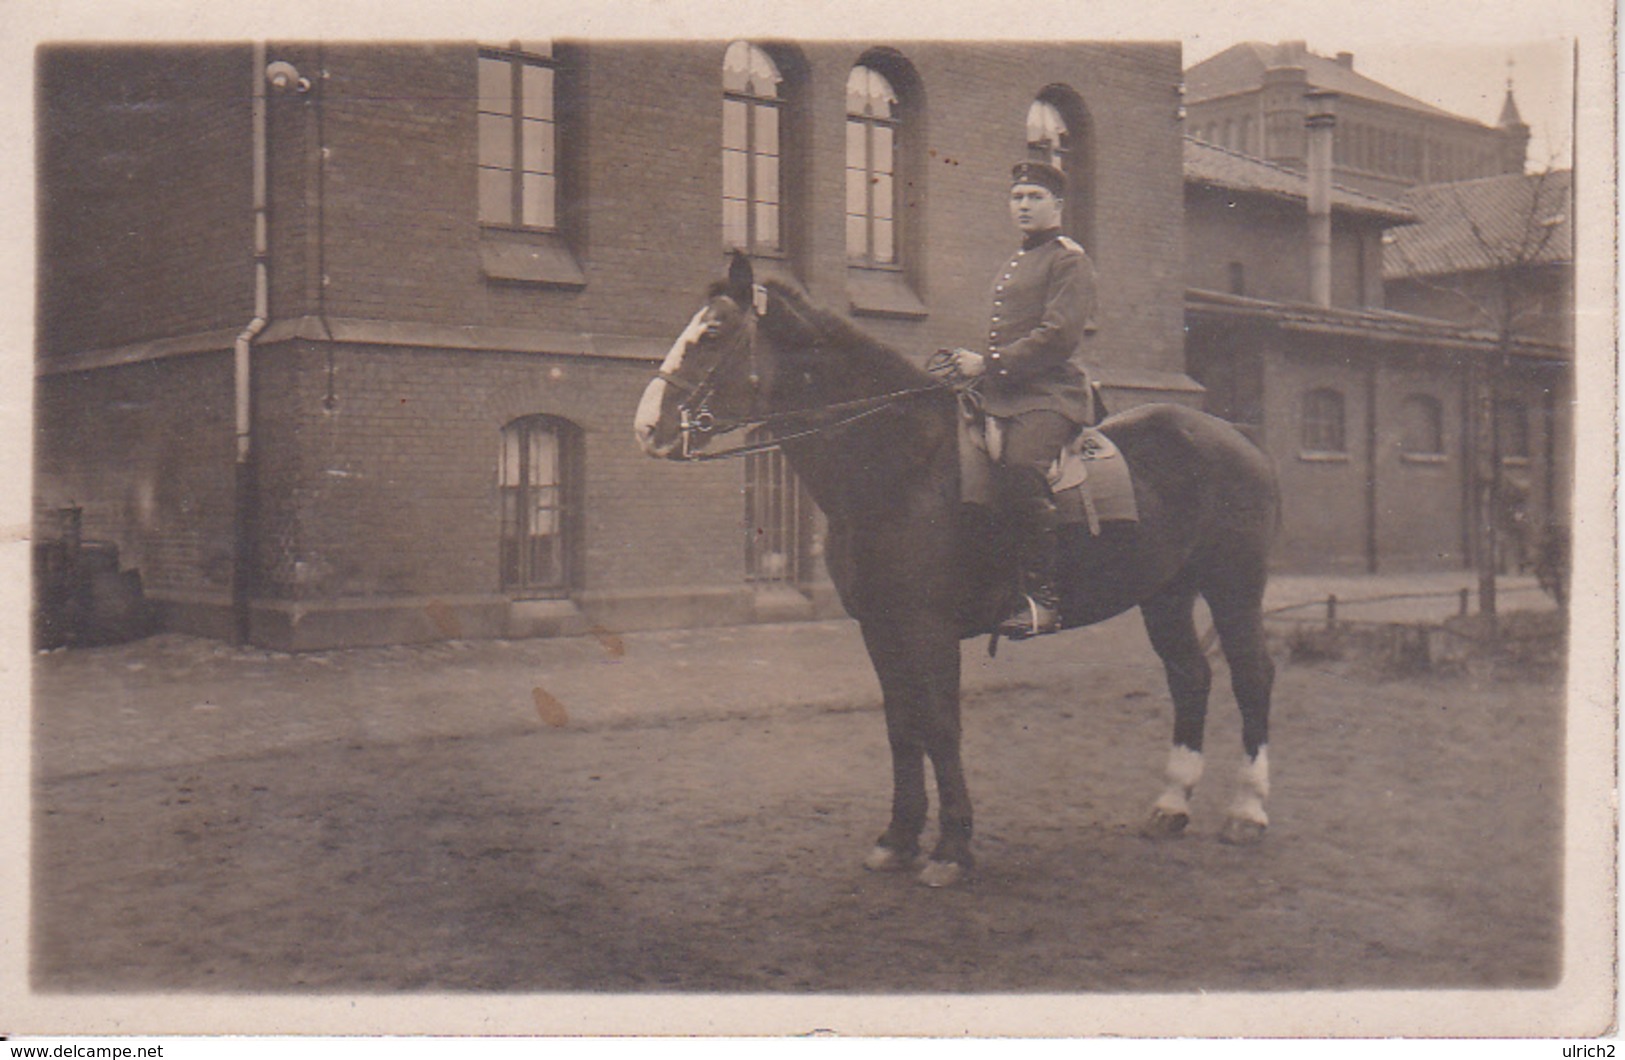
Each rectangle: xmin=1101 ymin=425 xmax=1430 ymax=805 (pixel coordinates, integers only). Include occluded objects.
xmin=634 ymin=254 xmax=1280 ymax=888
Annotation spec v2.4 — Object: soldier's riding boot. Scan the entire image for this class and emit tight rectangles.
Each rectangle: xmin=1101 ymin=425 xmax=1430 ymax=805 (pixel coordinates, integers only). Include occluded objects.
xmin=999 ymin=493 xmax=1063 ymax=639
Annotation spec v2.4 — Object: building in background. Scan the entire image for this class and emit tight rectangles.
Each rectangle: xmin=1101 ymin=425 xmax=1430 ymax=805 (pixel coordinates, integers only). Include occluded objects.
xmin=36 ymin=40 xmax=1194 ymax=650
xmin=1184 ymin=40 xmax=1531 ymax=197
xmin=1180 ymin=49 xmax=1571 ymax=573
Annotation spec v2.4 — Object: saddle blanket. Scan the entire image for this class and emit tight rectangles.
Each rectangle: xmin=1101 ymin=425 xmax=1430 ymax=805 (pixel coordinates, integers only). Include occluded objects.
xmin=958 ymin=407 xmax=1139 ymax=533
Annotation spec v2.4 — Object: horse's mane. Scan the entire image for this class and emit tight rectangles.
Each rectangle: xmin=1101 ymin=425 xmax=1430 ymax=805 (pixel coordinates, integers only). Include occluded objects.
xmin=756 ymin=279 xmax=936 ymax=387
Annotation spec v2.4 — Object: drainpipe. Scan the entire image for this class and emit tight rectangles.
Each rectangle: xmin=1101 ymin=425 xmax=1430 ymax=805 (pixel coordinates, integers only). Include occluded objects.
xmin=1304 ymin=89 xmax=1338 ymax=308
xmin=232 ymin=43 xmax=272 ymax=645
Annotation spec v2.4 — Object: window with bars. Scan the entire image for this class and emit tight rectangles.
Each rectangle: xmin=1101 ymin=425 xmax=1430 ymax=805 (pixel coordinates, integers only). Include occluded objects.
xmin=499 ymin=416 xmax=580 ymax=595
xmin=722 ymin=41 xmax=785 ymax=256
xmin=743 ymin=431 xmax=817 ymax=588
xmin=845 ymin=64 xmax=900 ymax=267
xmin=1401 ymin=395 xmax=1445 ymax=457
xmin=1301 ymin=388 xmax=1347 ymax=455
xmin=478 ymin=44 xmax=559 ymax=230
xmin=1497 ymin=399 xmax=1531 ymax=461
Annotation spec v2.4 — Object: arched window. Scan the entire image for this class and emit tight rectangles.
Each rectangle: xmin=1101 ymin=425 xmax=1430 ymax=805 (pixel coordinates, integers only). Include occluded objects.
xmin=1301 ymin=388 xmax=1346 ymax=454
xmin=499 ymin=415 xmax=582 ymax=595
xmin=1026 ymin=85 xmax=1094 ymax=250
xmin=1401 ymin=395 xmax=1444 ymax=457
xmin=479 ymin=42 xmax=560 ymax=229
xmin=845 ymin=63 xmax=901 ymax=266
xmin=722 ymin=41 xmax=784 ymax=255
xmin=1026 ymin=97 xmax=1069 ymax=168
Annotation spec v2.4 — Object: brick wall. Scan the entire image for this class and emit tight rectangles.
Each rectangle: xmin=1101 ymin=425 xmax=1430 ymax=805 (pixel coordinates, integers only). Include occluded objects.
xmin=1186 ymin=187 xmax=1385 ymax=308
xmin=1372 ymin=356 xmax=1470 ymax=568
xmin=251 ymin=340 xmax=746 ymax=602
xmin=35 ymin=355 xmax=237 ymax=597
xmin=1263 ymin=345 xmax=1372 ymax=571
xmin=38 ymin=45 xmax=254 ymax=354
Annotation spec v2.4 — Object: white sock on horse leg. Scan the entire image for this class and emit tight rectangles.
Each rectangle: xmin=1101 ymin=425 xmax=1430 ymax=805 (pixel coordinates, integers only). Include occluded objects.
xmin=1153 ymin=744 xmax=1204 ymax=816
xmin=1227 ymin=746 xmax=1270 ymax=826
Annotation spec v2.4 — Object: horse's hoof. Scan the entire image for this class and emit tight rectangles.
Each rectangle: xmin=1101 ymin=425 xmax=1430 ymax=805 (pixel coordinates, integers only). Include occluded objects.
xmin=863 ymin=845 xmax=919 ymax=873
xmin=917 ymin=860 xmax=965 ymax=888
xmin=1219 ymin=817 xmax=1267 ymax=846
xmin=1139 ymin=808 xmax=1190 ymax=840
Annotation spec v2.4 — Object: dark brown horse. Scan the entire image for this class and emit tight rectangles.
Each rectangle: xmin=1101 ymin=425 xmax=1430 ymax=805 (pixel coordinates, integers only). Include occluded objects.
xmin=634 ymin=256 xmax=1280 ymax=887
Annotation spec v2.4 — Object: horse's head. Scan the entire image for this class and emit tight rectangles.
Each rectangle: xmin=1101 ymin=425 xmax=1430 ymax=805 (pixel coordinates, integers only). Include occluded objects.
xmin=634 ymin=253 xmax=774 ymax=460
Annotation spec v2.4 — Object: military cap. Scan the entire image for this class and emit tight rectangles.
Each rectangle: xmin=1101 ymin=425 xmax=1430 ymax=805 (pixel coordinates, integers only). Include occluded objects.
xmin=1010 ymin=160 xmax=1066 ymax=197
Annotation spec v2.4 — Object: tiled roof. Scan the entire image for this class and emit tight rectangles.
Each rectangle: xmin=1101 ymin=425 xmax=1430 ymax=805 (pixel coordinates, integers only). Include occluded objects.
xmin=1185 ymin=42 xmax=1464 ymax=121
xmin=1184 ymin=137 xmax=1416 ymax=222
xmin=1186 ymin=287 xmax=1570 ymax=363
xmin=1383 ymin=170 xmax=1573 ymax=279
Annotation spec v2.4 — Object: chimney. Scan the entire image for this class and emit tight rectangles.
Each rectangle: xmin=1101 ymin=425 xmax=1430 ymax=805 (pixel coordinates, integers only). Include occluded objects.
xmin=1335 ymin=51 xmax=1354 ymax=69
xmin=1304 ymin=90 xmax=1339 ymax=307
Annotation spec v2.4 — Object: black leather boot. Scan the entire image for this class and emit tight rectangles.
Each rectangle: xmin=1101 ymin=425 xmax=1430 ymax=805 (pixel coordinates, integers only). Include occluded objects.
xmin=998 ymin=495 xmax=1063 ymax=639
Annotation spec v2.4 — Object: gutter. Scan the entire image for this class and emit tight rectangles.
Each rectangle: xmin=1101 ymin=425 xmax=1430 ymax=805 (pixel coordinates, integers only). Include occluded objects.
xmin=231 ymin=43 xmax=272 ymax=645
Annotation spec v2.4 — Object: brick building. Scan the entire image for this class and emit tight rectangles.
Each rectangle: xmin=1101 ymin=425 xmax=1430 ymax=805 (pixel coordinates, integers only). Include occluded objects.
xmin=1184 ymin=41 xmax=1530 ymax=198
xmin=1181 ymin=141 xmax=1571 ymax=572
xmin=37 ymin=40 xmax=1194 ymax=649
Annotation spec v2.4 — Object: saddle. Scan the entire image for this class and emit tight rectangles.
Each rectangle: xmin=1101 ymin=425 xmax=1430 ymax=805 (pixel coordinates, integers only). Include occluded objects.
xmin=957 ymin=393 xmax=1139 ymax=534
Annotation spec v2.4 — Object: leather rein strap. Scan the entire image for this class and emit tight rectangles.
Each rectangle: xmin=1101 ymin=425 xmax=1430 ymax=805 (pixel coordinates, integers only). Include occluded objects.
xmin=670 ymin=291 xmax=954 ymax=463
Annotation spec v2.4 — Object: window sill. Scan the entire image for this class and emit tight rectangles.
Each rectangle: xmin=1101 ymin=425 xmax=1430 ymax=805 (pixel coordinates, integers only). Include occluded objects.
xmin=1400 ymin=452 xmax=1448 ymax=465
xmin=481 ymin=229 xmax=585 ymax=288
xmin=847 ymin=267 xmax=927 ymax=320
xmin=1297 ymin=450 xmax=1349 ymax=463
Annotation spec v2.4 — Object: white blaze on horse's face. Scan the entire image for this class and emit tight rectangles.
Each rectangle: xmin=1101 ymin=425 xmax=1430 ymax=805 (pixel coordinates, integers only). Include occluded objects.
xmin=634 ymin=305 xmax=711 ymax=458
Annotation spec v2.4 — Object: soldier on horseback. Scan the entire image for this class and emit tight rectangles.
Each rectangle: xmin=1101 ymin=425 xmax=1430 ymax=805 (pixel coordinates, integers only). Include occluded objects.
xmin=951 ymin=160 xmax=1098 ymax=638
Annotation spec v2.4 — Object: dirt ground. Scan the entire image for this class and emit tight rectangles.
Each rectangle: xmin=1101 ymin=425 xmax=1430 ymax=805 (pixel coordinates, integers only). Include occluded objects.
xmin=30 ymin=606 xmax=1565 ymax=999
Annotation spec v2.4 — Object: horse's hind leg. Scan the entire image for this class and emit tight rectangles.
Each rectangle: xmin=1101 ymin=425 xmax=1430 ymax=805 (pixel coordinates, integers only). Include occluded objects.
xmin=1205 ymin=583 xmax=1275 ymax=845
xmin=1138 ymin=583 xmax=1212 ymax=839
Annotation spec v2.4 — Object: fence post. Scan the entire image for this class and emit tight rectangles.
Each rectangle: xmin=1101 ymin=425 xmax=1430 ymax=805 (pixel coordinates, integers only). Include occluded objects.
xmin=1459 ymin=588 xmax=1470 ymax=617
xmin=1326 ymin=594 xmax=1338 ymax=629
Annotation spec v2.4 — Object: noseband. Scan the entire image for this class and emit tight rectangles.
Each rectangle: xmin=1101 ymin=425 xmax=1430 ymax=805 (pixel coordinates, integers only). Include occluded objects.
xmin=654 ymin=287 xmax=772 ymax=457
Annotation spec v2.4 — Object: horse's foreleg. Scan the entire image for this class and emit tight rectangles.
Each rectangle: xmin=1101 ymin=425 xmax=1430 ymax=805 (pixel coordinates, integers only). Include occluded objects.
xmin=1139 ymin=587 xmax=1211 ymax=839
xmin=864 ymin=733 xmax=926 ymax=871
xmin=859 ymin=614 xmax=970 ymax=886
xmin=1209 ymin=594 xmax=1274 ymax=845
xmin=859 ymin=619 xmax=935 ymax=875
xmin=921 ymin=736 xmax=972 ymax=888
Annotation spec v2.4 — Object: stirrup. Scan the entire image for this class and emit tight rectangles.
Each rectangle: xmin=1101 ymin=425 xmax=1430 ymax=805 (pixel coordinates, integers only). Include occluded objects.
xmin=999 ymin=593 xmax=1061 ymax=639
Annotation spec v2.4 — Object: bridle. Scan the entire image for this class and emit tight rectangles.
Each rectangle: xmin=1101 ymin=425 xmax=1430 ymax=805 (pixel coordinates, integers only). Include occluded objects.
xmin=659 ymin=285 xmax=956 ymax=462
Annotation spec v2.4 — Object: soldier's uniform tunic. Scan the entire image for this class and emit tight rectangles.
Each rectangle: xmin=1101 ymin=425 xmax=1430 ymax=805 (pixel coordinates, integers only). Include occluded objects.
xmin=982 ymin=227 xmax=1097 ymax=425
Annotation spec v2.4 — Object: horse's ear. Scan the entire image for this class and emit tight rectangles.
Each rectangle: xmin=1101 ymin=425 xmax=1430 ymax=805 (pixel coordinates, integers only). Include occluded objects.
xmin=726 ymin=250 xmax=754 ymax=306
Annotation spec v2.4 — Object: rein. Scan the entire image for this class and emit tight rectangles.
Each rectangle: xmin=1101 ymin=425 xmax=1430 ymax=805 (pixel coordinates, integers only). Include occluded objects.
xmin=667 ymin=288 xmax=960 ymax=462
xmin=675 ymin=379 xmax=954 ymax=462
